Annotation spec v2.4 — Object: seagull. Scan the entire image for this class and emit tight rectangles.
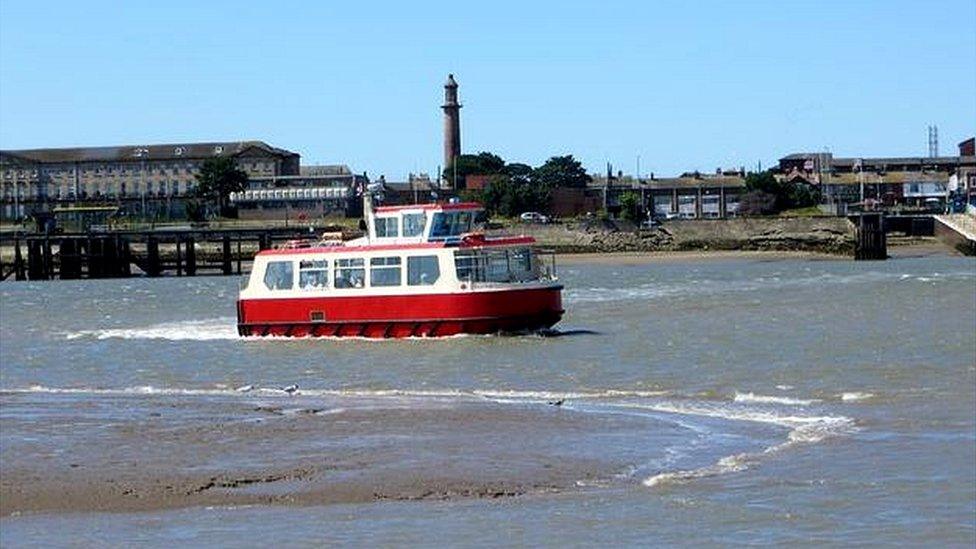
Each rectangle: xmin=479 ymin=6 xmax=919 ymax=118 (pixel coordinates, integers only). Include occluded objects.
xmin=282 ymin=384 xmax=299 ymax=395
xmin=548 ymin=399 xmax=564 ymax=407
xmin=236 ymin=384 xmax=254 ymax=393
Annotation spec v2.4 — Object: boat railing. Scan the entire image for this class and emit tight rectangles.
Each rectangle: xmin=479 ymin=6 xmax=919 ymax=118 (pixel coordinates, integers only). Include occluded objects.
xmin=536 ymin=248 xmax=558 ymax=281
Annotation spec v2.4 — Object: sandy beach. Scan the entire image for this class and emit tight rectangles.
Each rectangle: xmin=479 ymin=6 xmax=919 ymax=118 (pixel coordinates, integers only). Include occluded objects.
xmin=0 ymin=393 xmax=632 ymax=516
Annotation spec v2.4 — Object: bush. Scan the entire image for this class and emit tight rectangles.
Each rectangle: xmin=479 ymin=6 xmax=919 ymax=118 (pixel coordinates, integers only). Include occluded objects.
xmin=618 ymin=192 xmax=645 ymax=222
xmin=743 ymin=171 xmax=820 ymax=214
xmin=738 ymin=190 xmax=778 ymax=216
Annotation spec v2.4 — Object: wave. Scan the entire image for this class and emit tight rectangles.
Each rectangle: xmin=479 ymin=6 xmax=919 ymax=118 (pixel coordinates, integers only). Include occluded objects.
xmin=733 ymin=392 xmax=819 ymax=406
xmin=839 ymin=391 xmax=875 ymax=402
xmin=565 ymin=269 xmax=976 ymax=304
xmin=5 ymin=384 xmax=855 ymax=490
xmin=64 ymin=318 xmax=240 ymax=341
xmin=638 ymin=400 xmax=855 ymax=488
xmin=60 ymin=319 xmax=508 ymax=342
xmin=5 ymin=385 xmax=672 ymax=401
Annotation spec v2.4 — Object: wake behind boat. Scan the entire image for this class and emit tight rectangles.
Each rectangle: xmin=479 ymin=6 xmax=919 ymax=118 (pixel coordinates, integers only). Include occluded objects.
xmin=236 ymin=188 xmax=564 ymax=338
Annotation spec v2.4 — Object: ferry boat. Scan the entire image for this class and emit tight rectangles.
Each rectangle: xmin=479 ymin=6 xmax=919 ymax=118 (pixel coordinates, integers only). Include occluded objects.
xmin=236 ymin=189 xmax=564 ymax=338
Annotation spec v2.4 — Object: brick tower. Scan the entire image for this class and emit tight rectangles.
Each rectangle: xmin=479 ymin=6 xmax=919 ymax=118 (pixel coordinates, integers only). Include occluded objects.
xmin=441 ymin=74 xmax=462 ymax=173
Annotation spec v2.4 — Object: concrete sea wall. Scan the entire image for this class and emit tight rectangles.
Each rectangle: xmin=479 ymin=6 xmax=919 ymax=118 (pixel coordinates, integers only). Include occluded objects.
xmin=519 ymin=217 xmax=855 ymax=255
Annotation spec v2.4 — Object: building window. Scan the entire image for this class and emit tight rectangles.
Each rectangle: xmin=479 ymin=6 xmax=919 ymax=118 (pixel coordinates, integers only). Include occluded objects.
xmin=375 ymin=216 xmax=398 ymax=238
xmin=263 ymin=261 xmax=294 ymax=290
xmin=370 ymin=256 xmax=401 ymax=287
xmin=334 ymin=258 xmax=365 ymax=288
xmin=299 ymin=259 xmax=329 ymax=290
xmin=408 ymin=255 xmax=440 ymax=286
xmin=403 ymin=213 xmax=426 ymax=237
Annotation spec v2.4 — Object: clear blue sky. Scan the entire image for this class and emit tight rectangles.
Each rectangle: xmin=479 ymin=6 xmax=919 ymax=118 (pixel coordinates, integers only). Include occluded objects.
xmin=1 ymin=0 xmax=974 ymax=179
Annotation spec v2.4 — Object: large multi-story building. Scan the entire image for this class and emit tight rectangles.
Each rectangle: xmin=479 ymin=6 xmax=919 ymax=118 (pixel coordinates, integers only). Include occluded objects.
xmin=0 ymin=141 xmax=300 ymax=221
xmin=776 ymin=141 xmax=976 ymax=212
xmin=231 ymin=165 xmax=368 ymax=220
xmin=588 ymin=170 xmax=748 ymax=219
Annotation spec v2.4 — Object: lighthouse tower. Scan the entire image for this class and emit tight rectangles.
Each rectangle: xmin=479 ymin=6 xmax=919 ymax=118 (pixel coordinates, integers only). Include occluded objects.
xmin=441 ymin=74 xmax=462 ymax=174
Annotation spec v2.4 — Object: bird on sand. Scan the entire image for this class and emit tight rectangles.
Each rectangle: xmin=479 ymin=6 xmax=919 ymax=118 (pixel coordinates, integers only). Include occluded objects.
xmin=282 ymin=384 xmax=299 ymax=395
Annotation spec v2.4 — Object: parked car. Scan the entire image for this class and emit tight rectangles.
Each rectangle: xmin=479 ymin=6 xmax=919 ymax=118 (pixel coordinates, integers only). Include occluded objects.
xmin=519 ymin=212 xmax=550 ymax=224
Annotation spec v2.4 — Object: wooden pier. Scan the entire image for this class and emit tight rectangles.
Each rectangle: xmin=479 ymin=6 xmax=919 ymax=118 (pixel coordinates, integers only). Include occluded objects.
xmin=852 ymin=213 xmax=887 ymax=260
xmin=0 ymin=227 xmax=343 ymax=281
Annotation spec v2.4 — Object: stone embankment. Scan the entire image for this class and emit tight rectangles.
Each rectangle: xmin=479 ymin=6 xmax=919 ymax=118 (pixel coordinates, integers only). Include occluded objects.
xmin=516 ymin=217 xmax=855 ymax=255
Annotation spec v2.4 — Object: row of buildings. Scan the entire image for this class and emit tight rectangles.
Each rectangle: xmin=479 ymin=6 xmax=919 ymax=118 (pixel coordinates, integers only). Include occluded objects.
xmin=2 ymin=137 xmax=974 ymax=224
xmin=588 ymin=137 xmax=976 ymax=219
xmin=0 ymin=141 xmax=367 ymax=222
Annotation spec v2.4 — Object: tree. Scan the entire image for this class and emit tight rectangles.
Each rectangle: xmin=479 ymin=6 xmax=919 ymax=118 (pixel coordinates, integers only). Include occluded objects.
xmin=743 ymin=170 xmax=820 ymax=214
xmin=737 ymin=190 xmax=778 ymax=216
xmin=479 ymin=166 xmax=551 ymax=217
xmin=193 ymin=157 xmax=249 ymax=217
xmin=618 ymin=191 xmax=645 ymax=223
xmin=532 ymin=155 xmax=591 ymax=189
xmin=443 ymin=152 xmax=506 ymax=189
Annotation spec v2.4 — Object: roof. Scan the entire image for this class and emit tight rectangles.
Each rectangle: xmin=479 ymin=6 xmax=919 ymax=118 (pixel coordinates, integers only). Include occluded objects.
xmin=300 ymin=165 xmax=351 ymax=176
xmin=374 ymin=202 xmax=483 ymax=213
xmin=1 ymin=141 xmax=298 ymax=165
xmin=256 ymin=234 xmax=534 ymax=256
xmin=811 ymin=172 xmax=952 ymax=185
xmin=590 ymin=175 xmax=747 ymax=190
xmin=780 ymin=152 xmax=974 ymax=167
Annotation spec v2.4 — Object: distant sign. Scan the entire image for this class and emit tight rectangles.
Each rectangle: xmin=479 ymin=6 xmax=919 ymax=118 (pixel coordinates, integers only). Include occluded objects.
xmin=803 ymin=159 xmax=814 ymax=171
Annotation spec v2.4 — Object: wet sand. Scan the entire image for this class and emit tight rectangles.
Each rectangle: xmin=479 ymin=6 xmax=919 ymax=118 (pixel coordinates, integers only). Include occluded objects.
xmin=0 ymin=393 xmax=650 ymax=515
xmin=557 ymin=239 xmax=958 ymax=265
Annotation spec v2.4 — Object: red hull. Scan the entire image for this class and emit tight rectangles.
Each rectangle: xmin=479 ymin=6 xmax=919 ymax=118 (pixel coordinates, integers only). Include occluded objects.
xmin=237 ymin=286 xmax=563 ymax=338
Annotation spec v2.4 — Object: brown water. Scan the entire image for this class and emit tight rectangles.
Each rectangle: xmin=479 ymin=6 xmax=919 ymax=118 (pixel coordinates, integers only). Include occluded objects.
xmin=1 ymin=254 xmax=974 ymax=546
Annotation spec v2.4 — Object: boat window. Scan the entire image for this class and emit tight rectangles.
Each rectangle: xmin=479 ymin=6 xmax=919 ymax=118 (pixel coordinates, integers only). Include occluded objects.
xmin=403 ymin=213 xmax=426 ymax=237
xmin=510 ymin=248 xmax=533 ymax=280
xmin=334 ymin=258 xmax=365 ymax=289
xmin=263 ymin=261 xmax=294 ymax=290
xmin=375 ymin=216 xmax=398 ymax=238
xmin=430 ymin=211 xmax=476 ymax=239
xmin=455 ymin=249 xmax=539 ymax=284
xmin=408 ymin=255 xmax=440 ymax=285
xmin=486 ymin=250 xmax=511 ymax=282
xmin=370 ymin=256 xmax=401 ymax=287
xmin=299 ymin=259 xmax=329 ymax=290
xmin=454 ymin=250 xmax=485 ymax=282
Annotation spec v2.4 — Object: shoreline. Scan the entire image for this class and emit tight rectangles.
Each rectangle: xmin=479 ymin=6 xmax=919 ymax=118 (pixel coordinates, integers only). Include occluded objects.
xmin=0 ymin=393 xmax=624 ymax=517
xmin=555 ymin=249 xmax=843 ymax=265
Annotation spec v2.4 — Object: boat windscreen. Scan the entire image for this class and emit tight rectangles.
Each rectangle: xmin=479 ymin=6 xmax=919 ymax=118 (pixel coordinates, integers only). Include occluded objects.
xmin=430 ymin=211 xmax=475 ymax=239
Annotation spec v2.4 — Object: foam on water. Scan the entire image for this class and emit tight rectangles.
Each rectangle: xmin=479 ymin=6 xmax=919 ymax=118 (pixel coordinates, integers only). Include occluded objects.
xmin=7 ymin=385 xmax=671 ymax=401
xmin=638 ymin=400 xmax=856 ymax=488
xmin=840 ymin=391 xmax=875 ymax=402
xmin=65 ymin=318 xmax=240 ymax=341
xmin=6 ymin=384 xmax=855 ymax=491
xmin=61 ymin=319 xmax=506 ymax=342
xmin=733 ymin=391 xmax=819 ymax=406
xmin=565 ymin=269 xmax=976 ymax=304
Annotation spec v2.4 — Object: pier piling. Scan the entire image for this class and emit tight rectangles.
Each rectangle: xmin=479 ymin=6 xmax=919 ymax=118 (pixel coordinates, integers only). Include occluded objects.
xmin=185 ymin=237 xmax=197 ymax=276
xmin=854 ymin=213 xmax=887 ymax=260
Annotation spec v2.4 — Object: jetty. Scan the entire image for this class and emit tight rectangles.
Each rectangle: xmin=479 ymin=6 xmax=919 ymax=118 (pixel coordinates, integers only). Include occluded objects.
xmin=933 ymin=213 xmax=976 ymax=256
xmin=0 ymin=227 xmax=343 ymax=281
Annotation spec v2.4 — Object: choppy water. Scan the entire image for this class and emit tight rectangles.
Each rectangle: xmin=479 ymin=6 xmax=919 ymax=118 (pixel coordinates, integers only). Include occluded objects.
xmin=1 ymin=255 xmax=974 ymax=546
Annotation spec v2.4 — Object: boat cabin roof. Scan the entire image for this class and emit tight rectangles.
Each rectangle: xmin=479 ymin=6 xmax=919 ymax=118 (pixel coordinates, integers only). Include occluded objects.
xmin=374 ymin=202 xmax=482 ymax=213
xmin=256 ymin=234 xmax=536 ymax=257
